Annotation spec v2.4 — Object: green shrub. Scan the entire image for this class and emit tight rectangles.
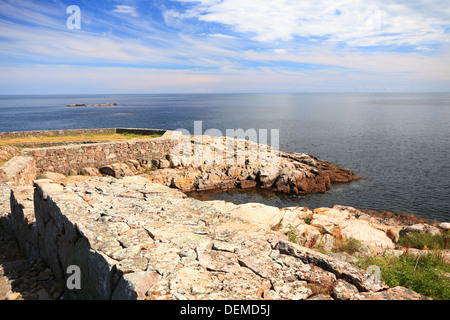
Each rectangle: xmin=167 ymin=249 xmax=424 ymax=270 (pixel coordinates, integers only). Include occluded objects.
xmin=397 ymin=231 xmax=449 ymax=250
xmin=284 ymin=224 xmax=298 ymax=244
xmin=357 ymin=252 xmax=450 ymax=300
xmin=332 ymin=237 xmax=365 ymax=255
xmin=302 ymin=217 xmax=312 ymax=225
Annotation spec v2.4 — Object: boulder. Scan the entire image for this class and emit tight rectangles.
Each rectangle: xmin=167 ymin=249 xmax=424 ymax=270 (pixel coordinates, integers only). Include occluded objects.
xmin=399 ymin=223 xmax=441 ymax=237
xmin=332 ymin=279 xmax=359 ymax=300
xmin=39 ymin=171 xmax=66 ymax=181
xmin=339 ymin=220 xmax=395 ymax=250
xmin=79 ymin=167 xmax=100 ymax=176
xmin=439 ymin=222 xmax=450 ymax=230
xmin=99 ymin=163 xmax=134 ymax=178
xmin=355 ymin=286 xmax=431 ymax=300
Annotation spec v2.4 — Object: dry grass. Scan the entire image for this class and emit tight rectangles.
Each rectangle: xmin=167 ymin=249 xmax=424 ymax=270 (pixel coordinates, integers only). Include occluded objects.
xmin=0 ymin=132 xmax=161 ymax=146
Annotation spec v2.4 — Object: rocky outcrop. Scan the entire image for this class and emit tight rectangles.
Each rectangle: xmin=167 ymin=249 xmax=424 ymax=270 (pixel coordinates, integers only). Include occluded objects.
xmin=1 ymin=128 xmax=446 ymax=301
xmin=5 ymin=175 xmax=432 ymax=300
xmin=92 ymin=135 xmax=358 ymax=196
xmin=66 ymin=103 xmax=122 ymax=107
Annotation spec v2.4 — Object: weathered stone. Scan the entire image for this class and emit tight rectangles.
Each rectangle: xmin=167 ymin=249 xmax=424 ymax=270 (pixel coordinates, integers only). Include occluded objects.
xmin=79 ymin=167 xmax=100 ymax=176
xmin=400 ymin=223 xmax=441 ymax=237
xmin=221 ymin=267 xmax=271 ymax=299
xmin=276 ymin=241 xmax=388 ymax=292
xmin=339 ymin=220 xmax=395 ymax=250
xmin=355 ymin=286 xmax=431 ymax=300
xmin=438 ymin=222 xmax=450 ymax=230
xmin=307 ymin=294 xmax=334 ymax=300
xmin=0 ymin=156 xmax=36 ymax=185
xmin=332 ymin=279 xmax=359 ymax=300
xmin=168 ymin=267 xmax=222 ymax=298
xmin=112 ymin=271 xmax=160 ymax=300
xmin=273 ymin=281 xmax=312 ymax=300
xmin=39 ymin=172 xmax=66 ymax=181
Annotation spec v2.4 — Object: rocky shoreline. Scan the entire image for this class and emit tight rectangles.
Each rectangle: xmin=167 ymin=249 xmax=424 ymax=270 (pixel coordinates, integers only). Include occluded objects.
xmin=0 ymin=129 xmax=448 ymax=300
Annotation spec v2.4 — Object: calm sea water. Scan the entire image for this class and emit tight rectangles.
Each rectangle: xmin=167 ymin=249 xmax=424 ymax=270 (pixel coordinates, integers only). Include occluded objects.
xmin=0 ymin=93 xmax=449 ymax=222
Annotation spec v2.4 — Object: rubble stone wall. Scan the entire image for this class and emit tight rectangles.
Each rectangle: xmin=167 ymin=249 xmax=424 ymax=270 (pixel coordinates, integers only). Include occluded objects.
xmin=20 ymin=130 xmax=180 ymax=175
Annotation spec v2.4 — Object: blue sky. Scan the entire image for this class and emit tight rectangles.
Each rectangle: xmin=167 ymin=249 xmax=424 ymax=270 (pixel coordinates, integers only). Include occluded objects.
xmin=0 ymin=0 xmax=449 ymax=94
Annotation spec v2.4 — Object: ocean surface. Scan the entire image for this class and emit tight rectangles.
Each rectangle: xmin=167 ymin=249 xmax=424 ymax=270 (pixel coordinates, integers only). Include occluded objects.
xmin=0 ymin=93 xmax=449 ymax=222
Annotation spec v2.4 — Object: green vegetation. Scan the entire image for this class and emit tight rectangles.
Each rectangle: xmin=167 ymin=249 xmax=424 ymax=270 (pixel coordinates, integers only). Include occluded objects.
xmin=332 ymin=237 xmax=365 ymax=255
xmin=302 ymin=216 xmax=312 ymax=225
xmin=357 ymin=252 xmax=450 ymax=300
xmin=120 ymin=132 xmax=162 ymax=139
xmin=284 ymin=224 xmax=298 ymax=244
xmin=397 ymin=230 xmax=449 ymax=250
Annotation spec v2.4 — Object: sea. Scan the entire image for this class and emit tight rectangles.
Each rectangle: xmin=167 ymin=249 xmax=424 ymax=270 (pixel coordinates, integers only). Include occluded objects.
xmin=0 ymin=93 xmax=449 ymax=222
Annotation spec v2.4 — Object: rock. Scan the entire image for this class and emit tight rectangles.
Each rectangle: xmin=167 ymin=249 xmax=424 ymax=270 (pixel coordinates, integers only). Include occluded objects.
xmin=307 ymin=294 xmax=334 ymax=300
xmin=226 ymin=202 xmax=282 ymax=230
xmin=6 ymin=291 xmax=22 ymax=300
xmin=276 ymin=241 xmax=389 ymax=292
xmin=318 ymin=234 xmax=335 ymax=252
xmin=212 ymin=240 xmax=237 ymax=253
xmin=36 ymin=288 xmax=50 ymax=300
xmin=99 ymin=165 xmax=115 ymax=177
xmin=238 ymin=180 xmax=257 ymax=189
xmin=158 ymin=160 xmax=171 ymax=169
xmin=355 ymin=286 xmax=431 ymax=300
xmin=339 ymin=220 xmax=395 ymax=250
xmin=7 ymin=172 xmax=431 ymax=301
xmin=40 ymin=171 xmax=66 ymax=181
xmin=272 ymin=281 xmax=312 ymax=300
xmin=37 ymin=268 xmax=53 ymax=281
xmin=168 ymin=267 xmax=222 ymax=298
xmin=80 ymin=167 xmax=100 ymax=176
xmin=438 ymin=222 xmax=450 ymax=230
xmin=400 ymin=223 xmax=441 ymax=237
xmin=262 ymin=290 xmax=281 ymax=300
xmin=99 ymin=163 xmax=134 ymax=178
xmin=332 ymin=279 xmax=359 ymax=300
xmin=112 ymin=271 xmax=160 ymax=300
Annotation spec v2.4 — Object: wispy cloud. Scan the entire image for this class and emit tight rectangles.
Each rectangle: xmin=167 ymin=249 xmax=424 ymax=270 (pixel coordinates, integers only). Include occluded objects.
xmin=0 ymin=0 xmax=448 ymax=93
xmin=170 ymin=0 xmax=450 ymax=47
xmin=112 ymin=5 xmax=138 ymax=17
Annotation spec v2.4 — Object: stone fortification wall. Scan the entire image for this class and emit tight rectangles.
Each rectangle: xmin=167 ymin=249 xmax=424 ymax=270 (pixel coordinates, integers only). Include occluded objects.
xmin=0 ymin=128 xmax=167 ymax=139
xmin=1 ymin=128 xmax=176 ymax=181
xmin=19 ymin=130 xmax=180 ymax=176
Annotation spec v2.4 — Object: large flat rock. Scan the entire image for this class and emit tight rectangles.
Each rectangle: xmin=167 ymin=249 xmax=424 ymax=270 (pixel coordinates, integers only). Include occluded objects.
xmin=24 ymin=175 xmax=428 ymax=300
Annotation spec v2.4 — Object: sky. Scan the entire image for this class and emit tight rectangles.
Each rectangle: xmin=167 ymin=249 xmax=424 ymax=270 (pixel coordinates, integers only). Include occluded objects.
xmin=0 ymin=0 xmax=449 ymax=94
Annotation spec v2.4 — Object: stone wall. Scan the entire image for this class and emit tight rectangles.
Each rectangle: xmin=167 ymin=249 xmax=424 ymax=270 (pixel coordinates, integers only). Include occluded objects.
xmin=0 ymin=128 xmax=167 ymax=140
xmin=0 ymin=156 xmax=36 ymax=185
xmin=20 ymin=130 xmax=181 ymax=176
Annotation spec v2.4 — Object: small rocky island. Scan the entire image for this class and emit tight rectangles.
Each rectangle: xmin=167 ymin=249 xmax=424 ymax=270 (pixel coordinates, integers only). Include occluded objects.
xmin=0 ymin=128 xmax=448 ymax=300
xmin=67 ymin=103 xmax=125 ymax=107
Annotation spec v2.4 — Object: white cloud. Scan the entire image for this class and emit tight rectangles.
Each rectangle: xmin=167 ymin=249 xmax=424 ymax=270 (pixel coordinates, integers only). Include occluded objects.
xmin=208 ymin=33 xmax=238 ymax=39
xmin=171 ymin=0 xmax=449 ymax=47
xmin=112 ymin=5 xmax=138 ymax=17
xmin=0 ymin=0 xmax=448 ymax=93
